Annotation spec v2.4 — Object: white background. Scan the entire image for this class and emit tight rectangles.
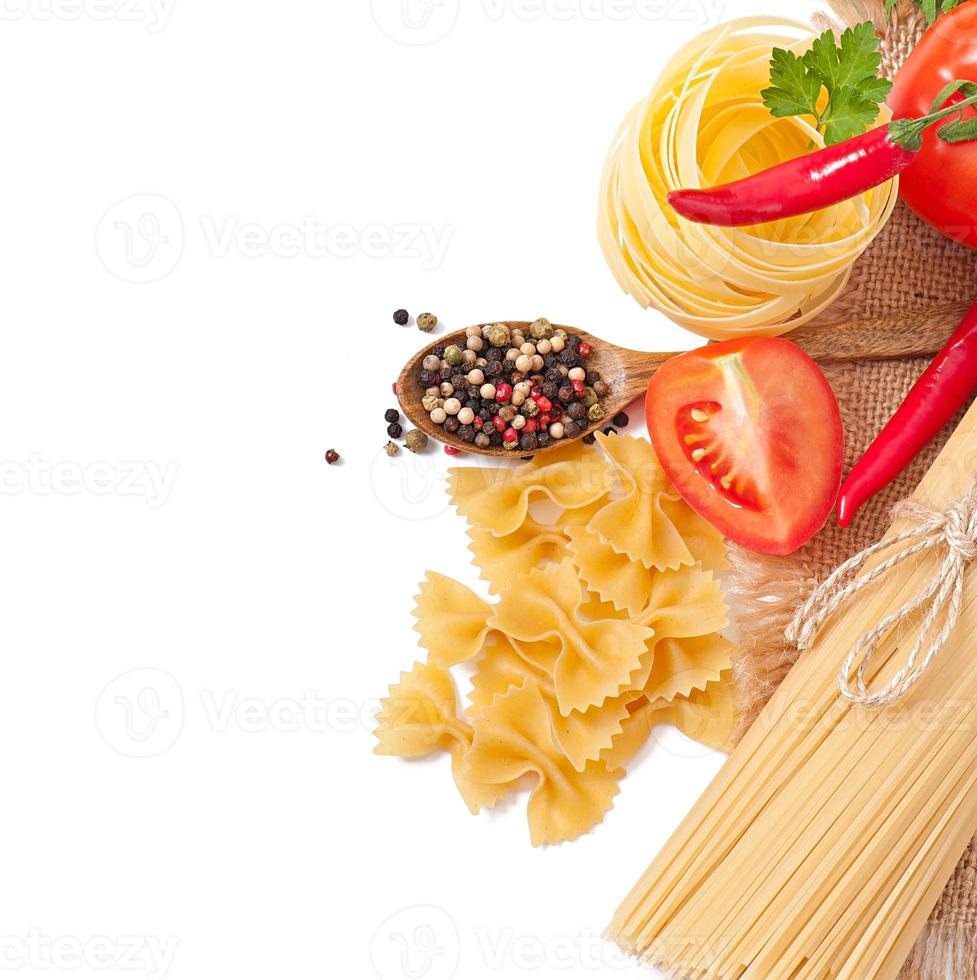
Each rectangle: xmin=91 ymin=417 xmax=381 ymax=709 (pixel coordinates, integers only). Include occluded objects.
xmin=0 ymin=0 xmax=820 ymax=978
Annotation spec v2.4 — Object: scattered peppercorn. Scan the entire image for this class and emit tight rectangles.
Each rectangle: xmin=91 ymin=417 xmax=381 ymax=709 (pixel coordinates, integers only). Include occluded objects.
xmin=384 ymin=441 xmax=400 ymax=457
xmin=613 ymin=412 xmax=629 ymax=428
xmin=385 ymin=408 xmax=400 ymax=424
xmin=387 ymin=423 xmax=403 ymax=439
xmin=444 ymin=445 xmax=463 ymax=456
xmin=394 ymin=309 xmax=410 ymax=326
xmin=602 ymin=426 xmax=617 ymax=437
xmin=406 ymin=430 xmax=429 ymax=454
xmin=582 ymin=433 xmax=597 ymax=445
xmin=325 ymin=449 xmax=340 ymax=465
xmin=417 ymin=312 xmax=438 ymax=333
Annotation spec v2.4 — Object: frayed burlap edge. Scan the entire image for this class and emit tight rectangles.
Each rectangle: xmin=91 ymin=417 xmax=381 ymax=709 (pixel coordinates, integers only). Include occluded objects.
xmin=727 ymin=3 xmax=977 ymax=978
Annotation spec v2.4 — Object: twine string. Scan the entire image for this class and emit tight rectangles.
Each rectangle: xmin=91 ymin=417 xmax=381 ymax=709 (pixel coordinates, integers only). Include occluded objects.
xmin=786 ymin=483 xmax=977 ymax=707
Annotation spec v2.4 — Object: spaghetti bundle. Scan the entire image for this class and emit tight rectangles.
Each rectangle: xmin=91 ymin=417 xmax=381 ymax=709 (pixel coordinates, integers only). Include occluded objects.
xmin=597 ymin=18 xmax=899 ymax=340
xmin=607 ymin=404 xmax=977 ymax=978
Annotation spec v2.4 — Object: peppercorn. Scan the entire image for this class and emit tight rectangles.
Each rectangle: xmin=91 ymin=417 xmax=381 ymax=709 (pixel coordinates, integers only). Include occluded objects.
xmin=418 ymin=371 xmax=436 ymax=388
xmin=549 ymin=422 xmax=565 ymax=440
xmin=422 ymin=355 xmax=441 ymax=373
xmin=582 ymin=433 xmax=597 ymax=446
xmin=559 ymin=349 xmax=578 ymax=367
xmin=384 ymin=441 xmax=400 ymax=457
xmin=447 ymin=374 xmax=465 ymax=392
xmin=537 ymin=432 xmax=551 ymax=449
xmin=474 ymin=433 xmax=491 ymax=449
xmin=588 ymin=404 xmax=606 ymax=423
xmin=458 ymin=407 xmax=475 ymax=426
xmin=542 ymin=381 xmax=559 ymax=400
xmin=325 ymin=449 xmax=340 ymax=464
xmin=406 ymin=430 xmax=429 ymax=454
xmin=422 ymin=394 xmax=442 ymax=412
xmin=485 ymin=361 xmax=504 ymax=380
xmin=431 ymin=345 xmax=446 ymax=359
xmin=444 ymin=417 xmax=461 ymax=434
xmin=393 ymin=309 xmax=409 ymax=326
xmin=486 ymin=347 xmax=503 ymax=362
xmin=567 ymin=334 xmax=581 ymax=348
xmin=523 ymin=398 xmax=539 ymax=418
xmin=602 ymin=426 xmax=617 ymax=437
xmin=567 ymin=401 xmax=587 ymax=421
xmin=489 ymin=431 xmax=503 ymax=447
xmin=457 ymin=424 xmax=476 ymax=444
xmin=440 ymin=366 xmax=453 ymax=381
xmin=593 ymin=380 xmax=611 ymax=398
xmin=430 ymin=408 xmax=447 ymax=425
xmin=498 ymin=405 xmax=516 ymax=423
xmin=502 ymin=428 xmax=519 ymax=449
xmin=444 ymin=445 xmax=463 ymax=456
xmin=564 ymin=421 xmax=581 ymax=440
xmin=550 ymin=335 xmax=566 ymax=354
xmin=558 ymin=385 xmax=575 ymax=404
xmin=577 ymin=342 xmax=593 ymax=359
xmin=387 ymin=422 xmax=403 ymax=439
xmin=487 ymin=323 xmax=511 ymax=347
xmin=530 ymin=318 xmax=554 ymax=340
xmin=444 ymin=345 xmax=464 ymax=367
xmin=520 ymin=432 xmax=539 ymax=452
xmin=571 ymin=379 xmax=586 ymax=397
xmin=586 ymin=370 xmax=602 ymax=385
xmin=385 ymin=408 xmax=401 ymax=424
xmin=495 ymin=383 xmax=513 ymax=403
xmin=417 ymin=312 xmax=438 ymax=333
xmin=613 ymin=412 xmax=629 ymax=428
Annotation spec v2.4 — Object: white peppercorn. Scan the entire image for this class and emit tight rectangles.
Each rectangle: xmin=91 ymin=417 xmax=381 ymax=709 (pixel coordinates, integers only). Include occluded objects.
xmin=511 ymin=415 xmax=526 ymax=430
xmin=426 ymin=386 xmax=441 ymax=397
xmin=467 ymin=335 xmax=484 ymax=352
xmin=516 ymin=354 xmax=534 ymax=373
xmin=505 ymin=349 xmax=520 ymax=363
xmin=440 ymin=382 xmax=454 ymax=397
xmin=422 ymin=394 xmax=443 ymax=412
xmin=462 ymin=349 xmax=477 ymax=367
xmin=467 ymin=369 xmax=485 ymax=386
xmin=480 ymin=383 xmax=497 ymax=400
xmin=514 ymin=382 xmax=532 ymax=397
xmin=457 ymin=407 xmax=475 ymax=426
xmin=569 ymin=367 xmax=586 ymax=382
xmin=487 ymin=323 xmax=510 ymax=347
xmin=384 ymin=441 xmax=400 ymax=457
xmin=466 ymin=325 xmax=482 ymax=338
xmin=549 ymin=422 xmax=565 ymax=439
xmin=520 ymin=343 xmax=536 ymax=356
xmin=474 ymin=433 xmax=491 ymax=449
xmin=423 ymin=354 xmax=441 ymax=372
xmin=443 ymin=398 xmax=462 ymax=416
xmin=550 ymin=336 xmax=566 ymax=353
xmin=531 ymin=355 xmax=544 ymax=372
xmin=537 ymin=339 xmax=552 ymax=355
xmin=511 ymin=391 xmax=526 ymax=408
xmin=430 ymin=407 xmax=447 ymax=425
xmin=406 ymin=429 xmax=429 ymax=453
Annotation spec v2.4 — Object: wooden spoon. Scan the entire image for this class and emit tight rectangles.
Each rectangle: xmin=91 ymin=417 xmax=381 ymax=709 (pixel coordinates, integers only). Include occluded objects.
xmin=397 ymin=307 xmax=968 ymax=459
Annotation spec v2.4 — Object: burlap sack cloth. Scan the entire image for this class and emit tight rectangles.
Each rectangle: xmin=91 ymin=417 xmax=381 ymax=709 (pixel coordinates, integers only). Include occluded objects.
xmin=728 ymin=2 xmax=977 ymax=976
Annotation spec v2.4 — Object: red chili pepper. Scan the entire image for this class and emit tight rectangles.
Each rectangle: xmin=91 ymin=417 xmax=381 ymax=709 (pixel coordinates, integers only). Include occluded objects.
xmin=667 ymin=86 xmax=977 ymax=228
xmin=837 ymin=295 xmax=977 ymax=528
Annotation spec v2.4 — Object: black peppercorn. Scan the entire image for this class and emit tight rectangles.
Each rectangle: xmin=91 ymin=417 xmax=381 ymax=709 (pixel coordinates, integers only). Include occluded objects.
xmin=545 ymin=369 xmax=562 ymax=384
xmin=393 ymin=309 xmax=409 ymax=326
xmin=385 ymin=408 xmax=401 ymax=424
xmin=568 ymin=402 xmax=587 ymax=421
xmin=431 ymin=345 xmax=446 ymax=359
xmin=582 ymin=433 xmax=597 ymax=446
xmin=418 ymin=371 xmax=436 ymax=387
xmin=486 ymin=348 xmax=503 ymax=362
xmin=566 ymin=334 xmax=581 ymax=348
xmin=564 ymin=421 xmax=581 ymax=440
xmin=543 ymin=355 xmax=558 ymax=371
xmin=510 ymin=372 xmax=526 ymax=385
xmin=444 ymin=417 xmax=461 ymax=434
xmin=602 ymin=426 xmax=617 ymax=437
xmin=440 ymin=366 xmax=453 ymax=381
xmin=465 ymin=388 xmax=480 ymax=403
xmin=559 ymin=349 xmax=578 ymax=367
xmin=483 ymin=401 xmax=499 ymax=416
xmin=450 ymin=374 xmax=468 ymax=391
xmin=457 ymin=424 xmax=476 ymax=443
xmin=558 ymin=385 xmax=575 ymax=403
xmin=536 ymin=432 xmax=551 ymax=449
xmin=586 ymin=371 xmax=602 ymax=385
xmin=542 ymin=381 xmax=559 ymax=400
xmin=613 ymin=412 xmax=630 ymax=428
xmin=489 ymin=431 xmax=503 ymax=447
xmin=593 ymin=380 xmax=611 ymax=398
xmin=387 ymin=422 xmax=403 ymax=439
xmin=465 ymin=399 xmax=481 ymax=413
xmin=479 ymin=408 xmax=494 ymax=423
xmin=485 ymin=361 xmax=504 ymax=379
xmin=520 ymin=433 xmax=538 ymax=452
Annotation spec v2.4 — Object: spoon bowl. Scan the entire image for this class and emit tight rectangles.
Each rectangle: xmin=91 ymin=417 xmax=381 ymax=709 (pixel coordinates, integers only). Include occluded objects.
xmin=397 ymin=322 xmax=669 ymax=458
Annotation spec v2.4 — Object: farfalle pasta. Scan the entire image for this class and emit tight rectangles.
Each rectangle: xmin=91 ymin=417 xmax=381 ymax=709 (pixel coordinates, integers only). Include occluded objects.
xmin=377 ymin=434 xmax=737 ymax=846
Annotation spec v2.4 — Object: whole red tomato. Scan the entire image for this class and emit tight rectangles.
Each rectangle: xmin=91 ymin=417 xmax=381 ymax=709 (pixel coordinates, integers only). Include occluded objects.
xmin=888 ymin=0 xmax=977 ymax=250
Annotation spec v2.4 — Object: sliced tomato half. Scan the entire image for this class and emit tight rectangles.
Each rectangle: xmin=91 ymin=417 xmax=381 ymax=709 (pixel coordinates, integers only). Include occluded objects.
xmin=646 ymin=337 xmax=843 ymax=556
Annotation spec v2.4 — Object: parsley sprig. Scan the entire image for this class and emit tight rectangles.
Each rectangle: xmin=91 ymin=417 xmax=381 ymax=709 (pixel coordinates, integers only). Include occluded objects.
xmin=761 ymin=22 xmax=893 ymax=146
xmin=885 ymin=0 xmax=962 ymax=25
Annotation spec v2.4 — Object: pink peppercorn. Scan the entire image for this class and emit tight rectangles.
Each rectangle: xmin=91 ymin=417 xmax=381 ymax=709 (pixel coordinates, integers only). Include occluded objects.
xmin=392 ymin=382 xmax=398 ymax=395
xmin=536 ymin=396 xmax=553 ymax=414
xmin=473 ymin=416 xmax=484 ymax=430
xmin=550 ymin=405 xmax=563 ymax=422
xmin=577 ymin=342 xmax=593 ymax=359
xmin=538 ymin=414 xmax=551 ymax=427
xmin=495 ymin=383 xmax=513 ymax=403
xmin=523 ymin=419 xmax=538 ymax=434
xmin=492 ymin=416 xmax=506 ymax=433
xmin=502 ymin=428 xmax=519 ymax=449
xmin=572 ymin=379 xmax=586 ymax=397
xmin=530 ymin=385 xmax=542 ymax=398
xmin=444 ymin=446 xmax=463 ymax=456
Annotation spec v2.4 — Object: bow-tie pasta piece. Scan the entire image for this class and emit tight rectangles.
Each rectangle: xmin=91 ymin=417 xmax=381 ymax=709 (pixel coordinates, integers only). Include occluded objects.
xmin=588 ymin=433 xmax=725 ymax=571
xmin=412 ymin=573 xmax=492 ymax=668
xmin=467 ymin=519 xmax=569 ymax=596
xmin=374 ymin=661 xmax=513 ymax=814
xmin=469 ymin=638 xmax=632 ymax=773
xmin=467 ymin=680 xmax=622 ymax=846
xmin=641 ymin=634 xmax=734 ymax=704
xmin=448 ymin=451 xmax=613 ymax=537
xmin=488 ymin=560 xmax=653 ymax=716
xmin=567 ymin=524 xmax=656 ymax=618
xmin=603 ymin=672 xmax=737 ymax=772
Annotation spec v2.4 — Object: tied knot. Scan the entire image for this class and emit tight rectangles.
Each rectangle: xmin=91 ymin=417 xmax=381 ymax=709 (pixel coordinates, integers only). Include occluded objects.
xmin=787 ymin=483 xmax=977 ymax=708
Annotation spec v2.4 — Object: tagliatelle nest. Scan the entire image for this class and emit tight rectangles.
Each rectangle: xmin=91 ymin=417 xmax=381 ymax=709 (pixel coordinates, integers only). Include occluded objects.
xmin=597 ymin=16 xmax=900 ymax=341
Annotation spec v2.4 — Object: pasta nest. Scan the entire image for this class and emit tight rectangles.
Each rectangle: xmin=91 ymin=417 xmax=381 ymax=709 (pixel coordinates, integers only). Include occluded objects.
xmin=597 ymin=17 xmax=899 ymax=340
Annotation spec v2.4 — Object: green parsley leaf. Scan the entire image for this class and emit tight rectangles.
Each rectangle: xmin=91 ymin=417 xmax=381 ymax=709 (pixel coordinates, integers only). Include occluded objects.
xmin=888 ymin=0 xmax=963 ymax=24
xmin=761 ymin=23 xmax=892 ymax=146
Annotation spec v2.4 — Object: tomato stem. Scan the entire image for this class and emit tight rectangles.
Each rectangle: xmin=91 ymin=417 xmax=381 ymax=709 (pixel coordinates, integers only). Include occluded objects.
xmin=889 ymin=87 xmax=977 ymax=151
